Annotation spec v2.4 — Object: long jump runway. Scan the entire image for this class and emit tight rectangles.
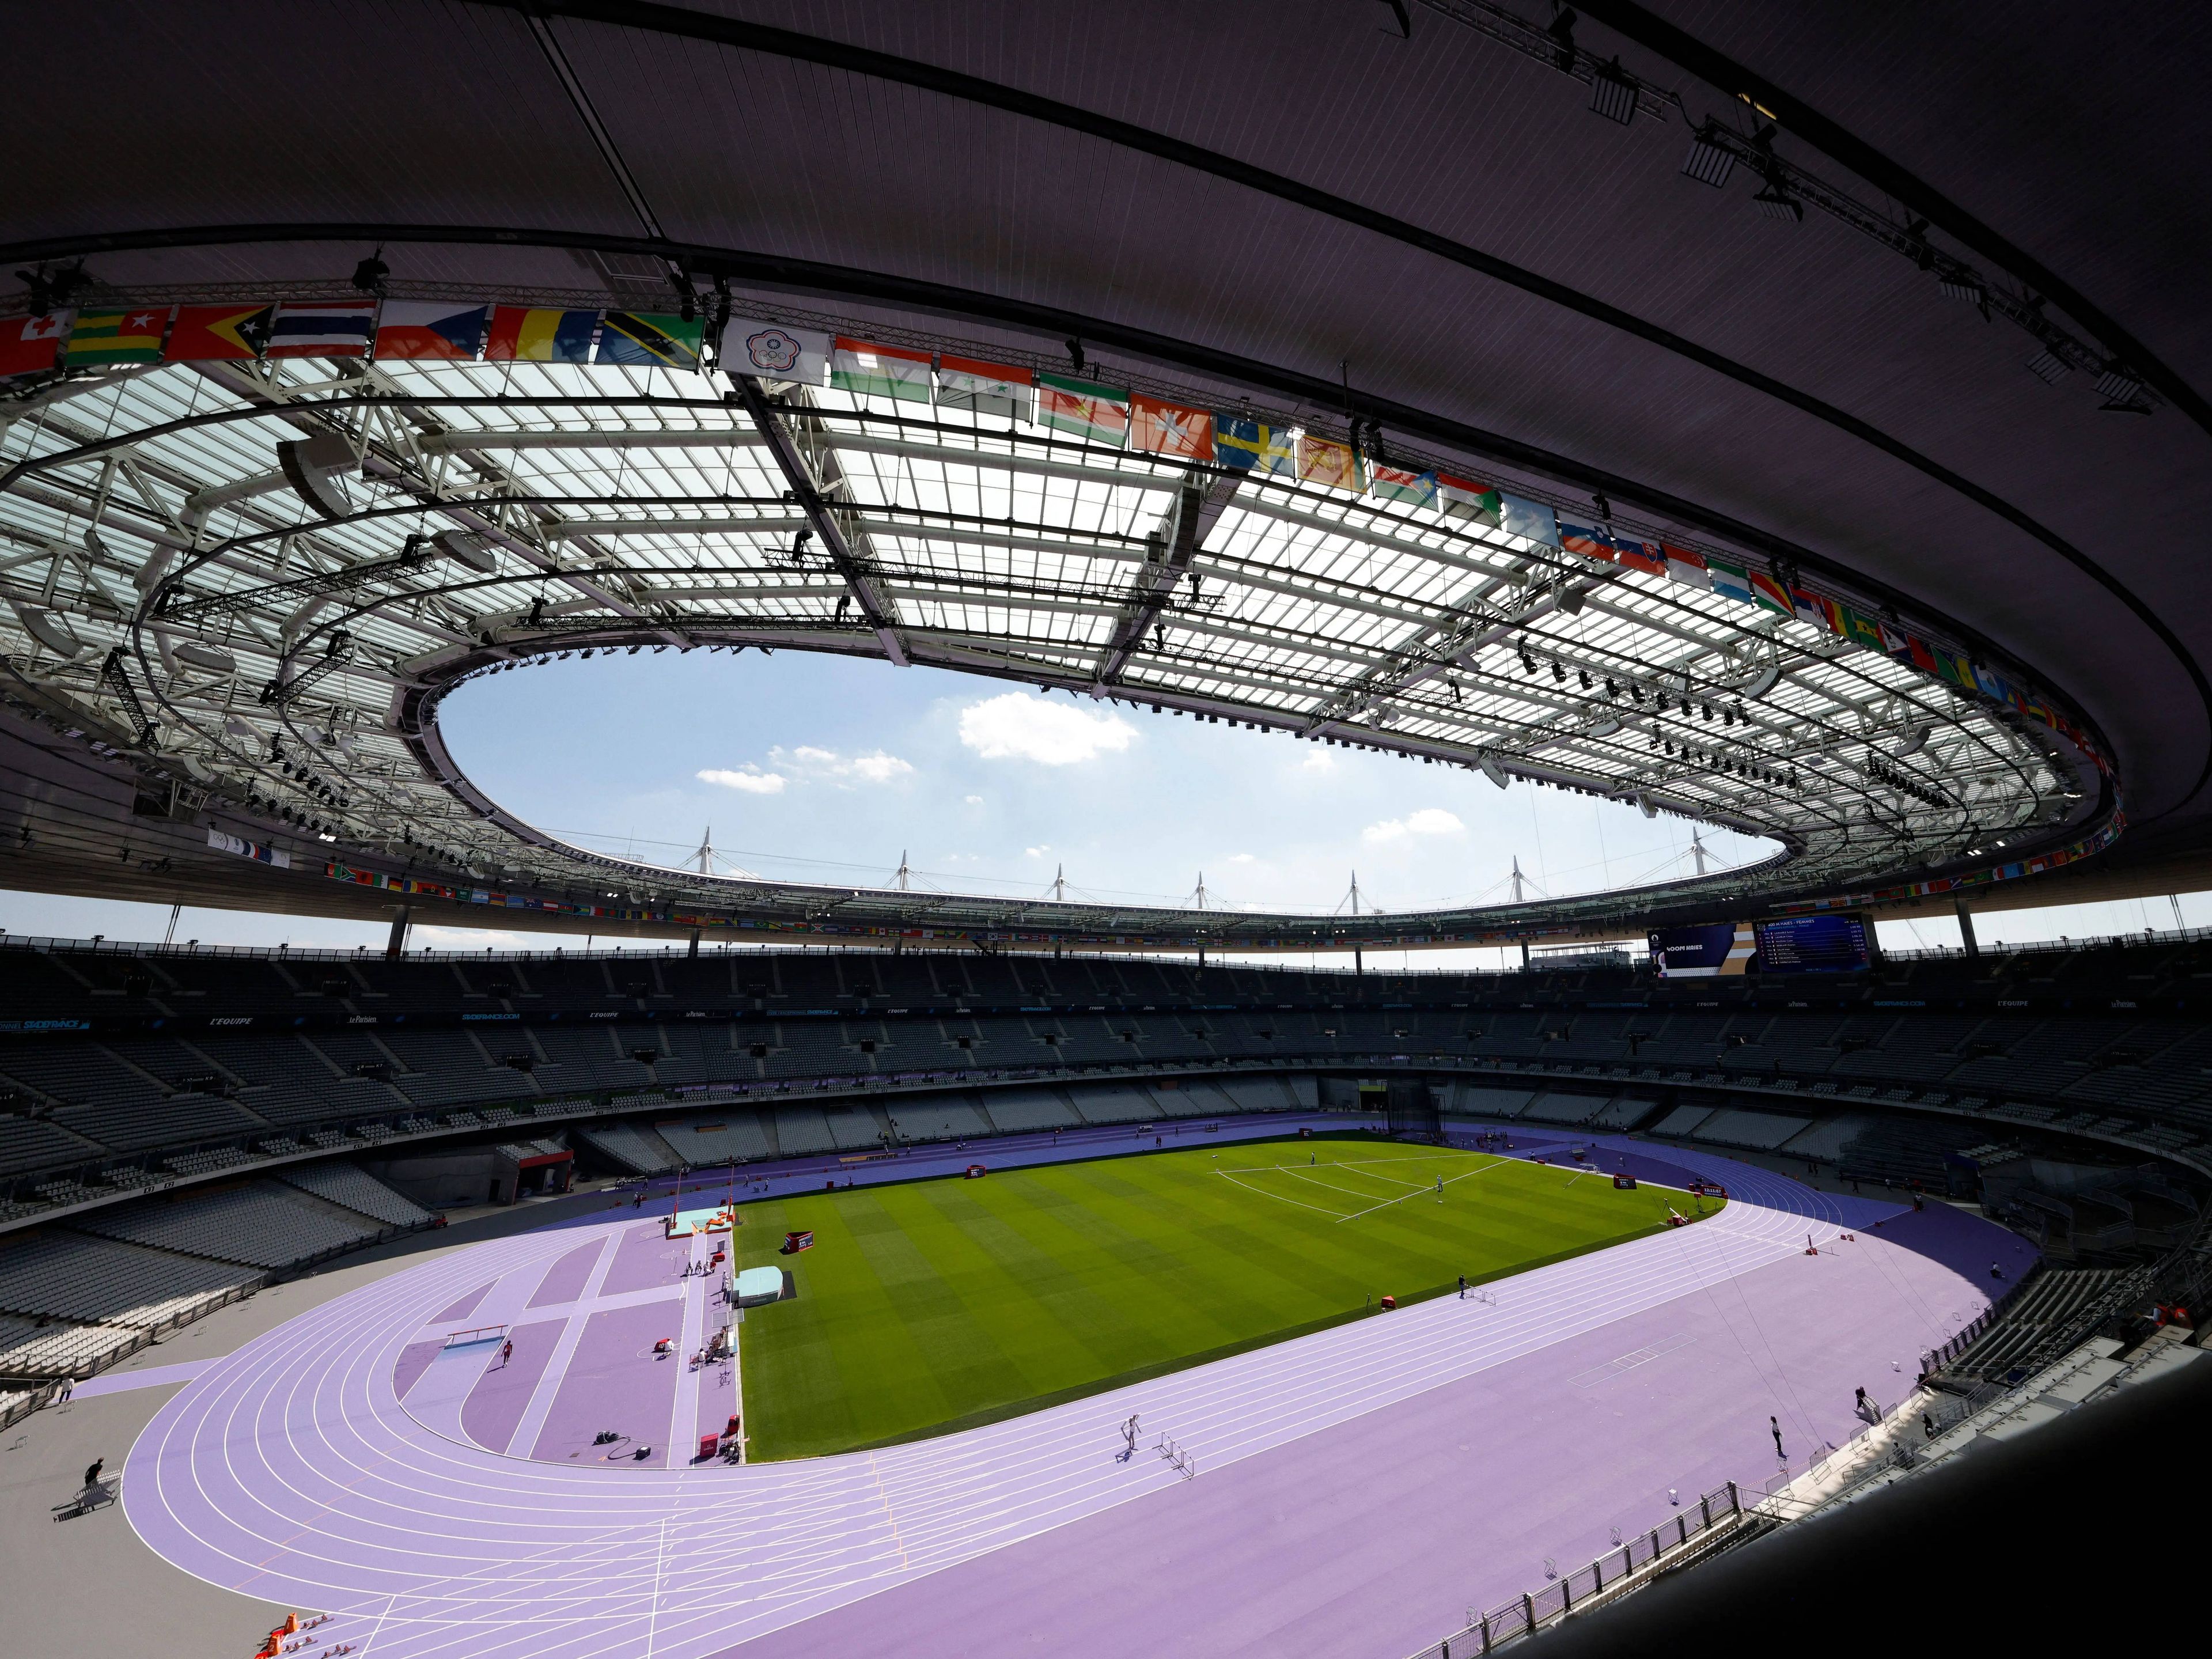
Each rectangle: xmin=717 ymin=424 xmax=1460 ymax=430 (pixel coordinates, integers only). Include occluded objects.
xmin=124 ymin=1141 xmax=2016 ymax=1659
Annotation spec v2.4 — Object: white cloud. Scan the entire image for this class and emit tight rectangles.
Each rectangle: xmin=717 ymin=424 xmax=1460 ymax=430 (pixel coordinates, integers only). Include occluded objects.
xmin=1362 ymin=807 xmax=1465 ymax=844
xmin=1301 ymin=749 xmax=1336 ymax=771
xmin=697 ymin=768 xmax=786 ymax=794
xmin=959 ymin=692 xmax=1134 ymax=765
xmin=765 ymin=745 xmax=914 ymax=785
xmin=963 ymin=794 xmax=984 ymax=805
xmin=1227 ymin=852 xmax=1256 ymax=863
xmin=1024 ymin=844 xmax=1052 ymax=858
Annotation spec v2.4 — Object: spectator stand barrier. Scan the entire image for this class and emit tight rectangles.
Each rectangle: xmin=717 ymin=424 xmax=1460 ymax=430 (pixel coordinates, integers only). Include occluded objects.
xmin=1404 ymin=1483 xmax=1747 ymax=1658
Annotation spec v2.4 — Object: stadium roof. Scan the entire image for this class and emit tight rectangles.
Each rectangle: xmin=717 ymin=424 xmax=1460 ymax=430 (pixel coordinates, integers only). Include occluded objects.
xmin=0 ymin=1 xmax=2202 ymax=948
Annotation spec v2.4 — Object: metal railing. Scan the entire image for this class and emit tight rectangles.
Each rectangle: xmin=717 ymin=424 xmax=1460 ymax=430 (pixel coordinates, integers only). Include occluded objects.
xmin=1404 ymin=1483 xmax=1747 ymax=1658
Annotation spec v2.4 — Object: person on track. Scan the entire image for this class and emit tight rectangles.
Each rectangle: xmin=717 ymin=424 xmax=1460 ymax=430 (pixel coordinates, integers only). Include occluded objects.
xmin=83 ymin=1457 xmax=103 ymax=1490
xmin=1457 ymin=1275 xmax=1468 ymax=1299
xmin=1770 ymin=1416 xmax=1785 ymax=1459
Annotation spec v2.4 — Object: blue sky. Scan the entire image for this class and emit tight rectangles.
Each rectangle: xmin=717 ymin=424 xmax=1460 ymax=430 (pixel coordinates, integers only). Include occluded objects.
xmin=1 ymin=650 xmax=2198 ymax=960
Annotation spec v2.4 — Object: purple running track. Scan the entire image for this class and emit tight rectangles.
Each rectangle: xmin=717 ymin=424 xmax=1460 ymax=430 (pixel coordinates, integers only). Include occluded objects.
xmin=529 ymin=1240 xmax=604 ymax=1309
xmin=529 ymin=1301 xmax=684 ymax=1468
xmin=459 ymin=1319 xmax=563 ymax=1453
xmin=120 ymin=1143 xmax=2019 ymax=1659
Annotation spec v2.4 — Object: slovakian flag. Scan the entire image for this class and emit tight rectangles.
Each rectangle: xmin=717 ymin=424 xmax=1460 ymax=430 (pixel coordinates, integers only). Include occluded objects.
xmin=486 ymin=306 xmax=599 ymax=363
xmin=0 ymin=311 xmax=71 ymax=377
xmin=1036 ymin=372 xmax=1130 ymax=445
xmin=720 ymin=316 xmax=828 ymax=383
xmin=66 ymin=307 xmax=171 ymax=365
xmin=1131 ymin=393 xmax=1214 ymax=460
xmin=1501 ymin=492 xmax=1558 ymax=547
xmin=937 ymin=353 xmax=1032 ymax=419
xmin=1611 ymin=536 xmax=1668 ymax=577
xmin=1745 ymin=567 xmax=1791 ymax=614
xmin=830 ymin=335 xmax=932 ymax=402
xmin=1437 ymin=472 xmax=1501 ymax=527
xmin=1298 ymin=433 xmax=1363 ymax=491
xmin=1369 ymin=463 xmax=1437 ymax=509
xmin=1704 ymin=557 xmax=1751 ymax=603
xmin=1559 ymin=522 xmax=1615 ymax=562
xmin=166 ymin=303 xmax=274 ymax=361
xmin=1216 ymin=415 xmax=1294 ymax=475
xmin=374 ymin=301 xmax=488 ymax=361
xmin=268 ymin=300 xmax=378 ymax=358
xmin=596 ymin=310 xmax=703 ymax=370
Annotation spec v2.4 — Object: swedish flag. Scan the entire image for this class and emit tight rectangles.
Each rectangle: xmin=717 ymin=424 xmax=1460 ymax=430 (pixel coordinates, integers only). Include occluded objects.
xmin=1215 ymin=415 xmax=1293 ymax=475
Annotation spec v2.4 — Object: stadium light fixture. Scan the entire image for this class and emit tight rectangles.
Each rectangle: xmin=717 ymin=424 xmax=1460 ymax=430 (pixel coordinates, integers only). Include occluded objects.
xmin=2024 ymin=349 xmax=2069 ymax=385
xmin=2094 ymin=365 xmax=2151 ymax=414
xmin=1680 ymin=124 xmax=1737 ymax=188
xmin=1751 ymin=176 xmax=1803 ymax=222
xmin=1588 ymin=59 xmax=1638 ymax=125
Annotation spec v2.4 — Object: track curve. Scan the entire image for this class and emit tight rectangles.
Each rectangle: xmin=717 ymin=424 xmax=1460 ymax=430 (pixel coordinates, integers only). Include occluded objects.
xmin=124 ymin=1148 xmax=1923 ymax=1659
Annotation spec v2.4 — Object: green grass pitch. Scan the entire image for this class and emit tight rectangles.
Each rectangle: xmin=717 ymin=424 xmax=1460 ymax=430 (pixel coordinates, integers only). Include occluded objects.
xmin=734 ymin=1134 xmax=1710 ymax=1461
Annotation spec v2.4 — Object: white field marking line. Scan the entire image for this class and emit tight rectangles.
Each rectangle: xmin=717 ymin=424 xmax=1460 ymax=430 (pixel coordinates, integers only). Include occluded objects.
xmin=1332 ymin=1159 xmax=1510 ymax=1223
xmin=502 ymin=1230 xmax=622 ymax=1456
xmin=1568 ymin=1331 xmax=1697 ymax=1389
xmin=666 ymin=1234 xmax=708 ymax=1463
xmin=1213 ymin=1168 xmax=1355 ymax=1219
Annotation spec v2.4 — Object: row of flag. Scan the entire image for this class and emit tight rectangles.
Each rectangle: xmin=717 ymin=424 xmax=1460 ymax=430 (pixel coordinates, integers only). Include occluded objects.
xmin=1778 ymin=812 xmax=2125 ymax=916
xmin=1 ymin=296 xmax=2096 ymax=773
xmin=0 ymin=300 xmax=706 ymax=376
xmin=1549 ymin=518 xmax=2104 ymax=770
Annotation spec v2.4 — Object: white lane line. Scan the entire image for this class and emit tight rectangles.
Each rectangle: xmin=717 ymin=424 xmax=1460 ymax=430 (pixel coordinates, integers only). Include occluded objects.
xmin=501 ymin=1231 xmax=620 ymax=1457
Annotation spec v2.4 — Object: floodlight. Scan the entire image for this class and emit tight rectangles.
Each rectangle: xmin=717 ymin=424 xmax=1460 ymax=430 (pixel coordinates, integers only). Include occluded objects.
xmin=1589 ymin=59 xmax=1638 ymax=125
xmin=1751 ymin=179 xmax=1802 ymax=222
xmin=2094 ymin=365 xmax=2150 ymax=414
xmin=2024 ymin=350 xmax=2069 ymax=385
xmin=1680 ymin=125 xmax=1736 ymax=188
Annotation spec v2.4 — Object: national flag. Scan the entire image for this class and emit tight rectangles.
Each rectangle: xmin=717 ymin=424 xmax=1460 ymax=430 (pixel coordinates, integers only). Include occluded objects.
xmin=166 ymin=303 xmax=274 ymax=361
xmin=1131 ymin=393 xmax=1214 ymax=459
xmin=1838 ymin=607 xmax=1886 ymax=652
xmin=1215 ymin=416 xmax=1294 ymax=474
xmin=1790 ymin=588 xmax=1842 ymax=634
xmin=830 ymin=336 xmax=932 ymax=402
xmin=1036 ymin=372 xmax=1130 ymax=444
xmin=1706 ymin=557 xmax=1753 ymax=604
xmin=486 ymin=306 xmax=600 ymax=363
xmin=267 ymin=300 xmax=378 ymax=358
xmin=1972 ymin=663 xmax=2009 ymax=701
xmin=1905 ymin=635 xmax=1940 ymax=675
xmin=1745 ymin=567 xmax=1791 ymax=614
xmin=373 ymin=301 xmax=488 ymax=361
xmin=595 ymin=310 xmax=703 ymax=370
xmin=1612 ymin=536 xmax=1668 ymax=576
xmin=1559 ymin=522 xmax=1616 ymax=562
xmin=1661 ymin=544 xmax=1709 ymax=587
xmin=1299 ymin=434 xmax=1363 ymax=491
xmin=1500 ymin=493 xmax=1558 ymax=547
xmin=721 ymin=316 xmax=829 ymax=383
xmin=1369 ymin=463 xmax=1437 ymax=509
xmin=937 ymin=354 xmax=1033 ymax=419
xmin=1876 ymin=622 xmax=1917 ymax=664
xmin=0 ymin=311 xmax=70 ymax=377
xmin=1437 ymin=472 xmax=1501 ymax=527
xmin=65 ymin=307 xmax=170 ymax=364
xmin=1929 ymin=647 xmax=1974 ymax=690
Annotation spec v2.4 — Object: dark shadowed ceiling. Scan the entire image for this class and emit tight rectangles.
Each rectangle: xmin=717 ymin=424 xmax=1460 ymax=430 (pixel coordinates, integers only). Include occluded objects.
xmin=3 ymin=0 xmax=2207 ymax=943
